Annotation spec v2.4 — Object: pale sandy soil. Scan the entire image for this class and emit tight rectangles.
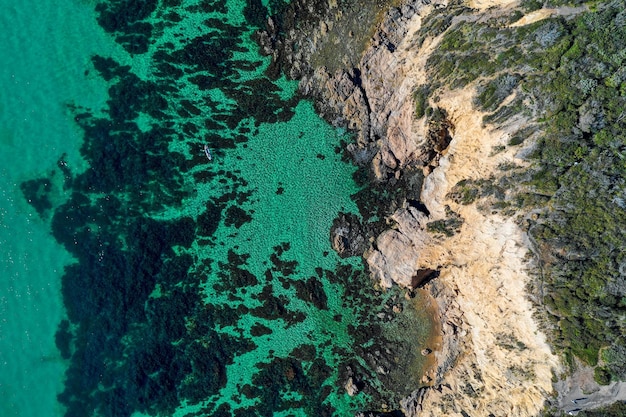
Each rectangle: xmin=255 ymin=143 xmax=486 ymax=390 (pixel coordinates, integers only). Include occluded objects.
xmin=509 ymin=6 xmax=588 ymax=27
xmin=411 ymin=87 xmax=561 ymax=417
xmin=468 ymin=0 xmax=517 ymax=11
xmin=509 ymin=8 xmax=557 ymax=27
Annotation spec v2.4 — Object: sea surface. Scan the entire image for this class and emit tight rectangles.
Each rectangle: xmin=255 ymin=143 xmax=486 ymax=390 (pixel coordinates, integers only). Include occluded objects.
xmin=0 ymin=1 xmax=433 ymax=416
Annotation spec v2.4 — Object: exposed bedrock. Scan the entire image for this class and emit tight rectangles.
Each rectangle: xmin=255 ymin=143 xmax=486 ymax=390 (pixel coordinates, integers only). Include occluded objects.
xmin=259 ymin=1 xmax=561 ymax=416
xmin=365 ymin=207 xmax=430 ymax=289
xmin=299 ymin=0 xmax=451 ymax=179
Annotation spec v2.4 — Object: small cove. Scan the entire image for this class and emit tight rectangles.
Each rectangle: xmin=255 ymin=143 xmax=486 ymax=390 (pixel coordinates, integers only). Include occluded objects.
xmin=1 ymin=0 xmax=436 ymax=416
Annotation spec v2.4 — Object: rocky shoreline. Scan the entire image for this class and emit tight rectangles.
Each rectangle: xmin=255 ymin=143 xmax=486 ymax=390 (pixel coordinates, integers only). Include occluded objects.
xmin=257 ymin=0 xmax=563 ymax=415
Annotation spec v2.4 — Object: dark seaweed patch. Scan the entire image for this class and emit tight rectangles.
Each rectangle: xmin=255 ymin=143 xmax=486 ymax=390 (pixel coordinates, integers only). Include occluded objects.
xmin=54 ymin=319 xmax=72 ymax=360
xmin=95 ymin=0 xmax=158 ymax=54
xmin=269 ymin=243 xmax=298 ymax=276
xmin=250 ymin=323 xmax=272 ymax=336
xmin=91 ymin=55 xmax=131 ymax=81
xmin=197 ymin=202 xmax=223 ymax=236
xmin=293 ymin=276 xmax=328 ymax=310
xmin=225 ymin=205 xmax=253 ymax=228
xmin=20 ymin=177 xmax=53 ymax=217
xmin=248 ymin=357 xmax=335 ymax=416
xmin=243 ymin=0 xmax=269 ymax=28
xmin=290 ymin=344 xmax=317 ymax=361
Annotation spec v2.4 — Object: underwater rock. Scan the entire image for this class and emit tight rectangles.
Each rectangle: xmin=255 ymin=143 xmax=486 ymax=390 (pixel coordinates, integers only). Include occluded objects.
xmin=345 ymin=376 xmax=359 ymax=396
xmin=354 ymin=411 xmax=406 ymax=417
xmin=330 ymin=213 xmax=367 ymax=258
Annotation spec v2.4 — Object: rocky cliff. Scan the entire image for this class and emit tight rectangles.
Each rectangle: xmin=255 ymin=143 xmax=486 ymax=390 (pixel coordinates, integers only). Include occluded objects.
xmin=299 ymin=0 xmax=450 ymax=179
xmin=258 ymin=0 xmax=565 ymax=416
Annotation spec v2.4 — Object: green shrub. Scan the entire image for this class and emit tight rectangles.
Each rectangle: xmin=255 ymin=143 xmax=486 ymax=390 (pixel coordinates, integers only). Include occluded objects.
xmin=413 ymin=85 xmax=430 ymax=119
xmin=426 ymin=206 xmax=464 ymax=237
xmin=594 ymin=367 xmax=611 ymax=385
xmin=475 ymin=73 xmax=520 ymax=112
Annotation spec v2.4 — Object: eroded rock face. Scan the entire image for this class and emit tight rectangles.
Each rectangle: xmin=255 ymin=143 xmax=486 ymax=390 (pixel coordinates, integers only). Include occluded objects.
xmin=301 ymin=67 xmax=372 ymax=147
xmin=300 ymin=0 xmax=449 ymax=180
xmin=259 ymin=1 xmax=562 ymax=416
xmin=329 ymin=6 xmax=560 ymax=413
xmin=367 ymin=229 xmax=420 ymax=288
xmin=365 ymin=206 xmax=432 ymax=289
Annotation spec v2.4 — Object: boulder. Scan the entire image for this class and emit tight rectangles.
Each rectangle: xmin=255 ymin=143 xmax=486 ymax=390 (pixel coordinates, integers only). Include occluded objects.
xmin=330 ymin=213 xmax=367 ymax=258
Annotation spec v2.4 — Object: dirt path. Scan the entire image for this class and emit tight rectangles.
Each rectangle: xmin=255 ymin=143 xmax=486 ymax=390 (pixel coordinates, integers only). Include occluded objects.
xmin=554 ymin=364 xmax=626 ymax=415
xmin=509 ymin=5 xmax=588 ymax=27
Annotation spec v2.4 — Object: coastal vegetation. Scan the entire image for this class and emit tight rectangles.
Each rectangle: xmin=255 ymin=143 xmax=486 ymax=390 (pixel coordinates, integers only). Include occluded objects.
xmin=419 ymin=0 xmax=626 ymax=387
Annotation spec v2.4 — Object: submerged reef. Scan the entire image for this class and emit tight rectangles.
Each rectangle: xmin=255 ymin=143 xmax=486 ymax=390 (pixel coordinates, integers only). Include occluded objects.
xmin=22 ymin=0 xmax=438 ymax=416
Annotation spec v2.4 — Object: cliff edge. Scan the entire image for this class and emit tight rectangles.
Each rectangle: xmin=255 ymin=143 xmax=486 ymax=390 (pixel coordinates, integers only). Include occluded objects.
xmin=256 ymin=0 xmax=626 ymax=415
xmin=296 ymin=1 xmax=562 ymax=415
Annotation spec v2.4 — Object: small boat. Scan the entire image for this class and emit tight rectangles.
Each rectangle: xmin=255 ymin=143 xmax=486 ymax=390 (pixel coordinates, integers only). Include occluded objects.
xmin=203 ymin=144 xmax=212 ymax=161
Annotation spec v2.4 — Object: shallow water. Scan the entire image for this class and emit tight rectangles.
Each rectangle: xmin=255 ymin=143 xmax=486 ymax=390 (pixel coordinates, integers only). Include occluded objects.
xmin=0 ymin=0 xmax=433 ymax=416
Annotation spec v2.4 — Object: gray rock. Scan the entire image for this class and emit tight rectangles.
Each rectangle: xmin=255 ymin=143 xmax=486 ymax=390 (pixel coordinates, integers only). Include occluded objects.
xmin=330 ymin=213 xmax=367 ymax=258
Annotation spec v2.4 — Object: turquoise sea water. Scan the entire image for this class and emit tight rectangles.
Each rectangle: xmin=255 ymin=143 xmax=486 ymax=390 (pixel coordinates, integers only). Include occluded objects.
xmin=1 ymin=1 xmax=433 ymax=416
xmin=0 ymin=2 xmax=116 ymax=416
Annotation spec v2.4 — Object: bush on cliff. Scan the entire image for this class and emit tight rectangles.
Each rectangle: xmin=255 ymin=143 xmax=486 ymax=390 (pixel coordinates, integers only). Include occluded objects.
xmin=419 ymin=0 xmax=626 ymax=380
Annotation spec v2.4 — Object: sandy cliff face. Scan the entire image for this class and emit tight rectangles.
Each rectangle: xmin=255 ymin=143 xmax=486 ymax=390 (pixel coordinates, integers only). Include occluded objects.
xmin=309 ymin=1 xmax=562 ymax=416
xmin=395 ymin=88 xmax=561 ymax=417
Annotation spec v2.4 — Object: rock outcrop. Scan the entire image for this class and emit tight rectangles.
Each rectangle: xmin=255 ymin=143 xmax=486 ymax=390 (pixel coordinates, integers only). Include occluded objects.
xmin=299 ymin=0 xmax=449 ymax=180
xmin=330 ymin=213 xmax=367 ymax=258
xmin=365 ymin=207 xmax=430 ymax=289
xmin=258 ymin=0 xmax=563 ymax=416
